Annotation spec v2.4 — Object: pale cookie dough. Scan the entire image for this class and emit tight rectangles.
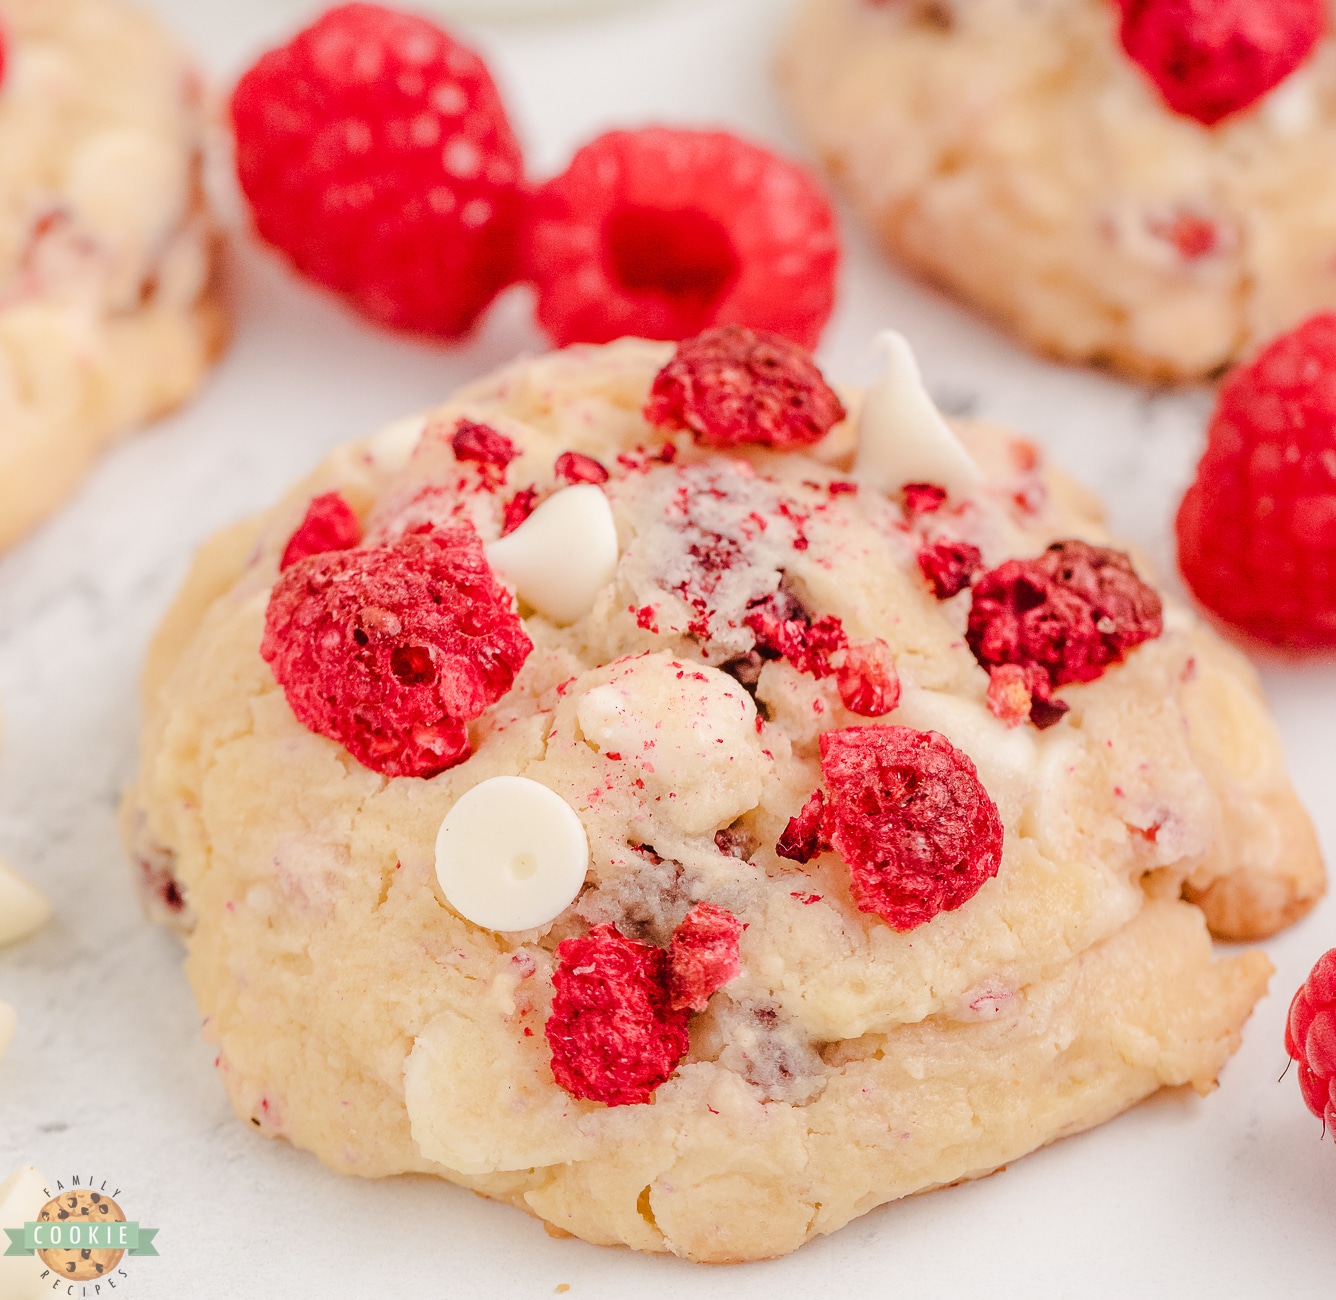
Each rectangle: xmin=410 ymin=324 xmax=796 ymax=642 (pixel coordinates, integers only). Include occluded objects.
xmin=780 ymin=0 xmax=1336 ymax=379
xmin=127 ymin=337 xmax=1321 ymax=1262
xmin=0 ymin=0 xmax=225 ymax=549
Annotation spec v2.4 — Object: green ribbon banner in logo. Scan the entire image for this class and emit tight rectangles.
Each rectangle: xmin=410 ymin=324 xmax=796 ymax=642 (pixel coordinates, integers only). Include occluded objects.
xmin=4 ymin=1221 xmax=159 ymax=1256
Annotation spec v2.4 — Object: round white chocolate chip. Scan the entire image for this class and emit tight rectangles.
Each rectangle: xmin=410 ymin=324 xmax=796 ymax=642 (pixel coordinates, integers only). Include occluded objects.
xmin=0 ymin=859 xmax=51 ymax=950
xmin=364 ymin=413 xmax=428 ymax=471
xmin=485 ymin=485 xmax=618 ymax=625
xmin=855 ymin=329 xmax=983 ymax=500
xmin=0 ymin=1165 xmax=52 ymax=1300
xmin=435 ymin=777 xmax=589 ymax=931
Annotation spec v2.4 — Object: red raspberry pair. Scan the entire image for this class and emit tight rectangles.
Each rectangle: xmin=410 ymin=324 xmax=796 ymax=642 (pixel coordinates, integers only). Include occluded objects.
xmin=231 ymin=4 xmax=838 ymax=346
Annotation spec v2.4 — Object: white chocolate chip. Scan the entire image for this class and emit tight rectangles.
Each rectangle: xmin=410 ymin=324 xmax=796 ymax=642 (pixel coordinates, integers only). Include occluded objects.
xmin=64 ymin=129 xmax=185 ymax=261
xmin=856 ymin=330 xmax=983 ymax=500
xmin=576 ymin=654 xmax=768 ymax=835
xmin=0 ymin=859 xmax=51 ymax=949
xmin=0 ymin=1165 xmax=49 ymax=1300
xmin=1264 ymin=67 xmax=1317 ymax=137
xmin=364 ymin=413 xmax=427 ymax=471
xmin=485 ymin=485 xmax=618 ymax=625
xmin=435 ymin=777 xmax=588 ymax=932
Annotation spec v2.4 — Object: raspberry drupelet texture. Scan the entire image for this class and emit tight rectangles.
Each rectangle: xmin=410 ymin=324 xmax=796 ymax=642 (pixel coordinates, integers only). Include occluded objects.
xmin=917 ymin=539 xmax=983 ymax=600
xmin=644 ymin=326 xmax=846 ymax=451
xmin=546 ymin=925 xmax=691 ymax=1106
xmin=260 ymin=524 xmax=532 ymax=778
xmin=280 ymin=492 xmax=363 ymax=570
xmin=527 ymin=128 xmax=839 ymax=347
xmin=1285 ymin=948 xmax=1336 ymax=1134
xmin=667 ymin=903 xmax=743 ymax=1012
xmin=1116 ymin=0 xmax=1325 ymax=126
xmin=230 ymin=3 xmax=526 ymax=337
xmin=1177 ymin=314 xmax=1336 ymax=646
xmin=967 ymin=540 xmax=1163 ymax=727
xmin=778 ymin=727 xmax=1004 ymax=931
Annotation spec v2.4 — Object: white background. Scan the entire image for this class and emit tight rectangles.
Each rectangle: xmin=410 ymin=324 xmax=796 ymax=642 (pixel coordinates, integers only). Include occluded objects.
xmin=0 ymin=0 xmax=1334 ymax=1295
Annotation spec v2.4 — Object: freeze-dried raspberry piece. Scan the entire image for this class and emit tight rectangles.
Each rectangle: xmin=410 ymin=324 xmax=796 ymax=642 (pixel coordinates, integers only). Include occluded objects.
xmin=903 ymin=482 xmax=947 ymax=515
xmin=776 ymin=789 xmax=828 ymax=864
xmin=809 ymin=727 xmax=1003 ymax=930
xmin=668 ymin=903 xmax=743 ymax=1012
xmin=280 ymin=492 xmax=362 ymax=570
xmin=967 ymin=541 xmax=1162 ymax=717
xmin=501 ymin=487 xmax=537 ymax=536
xmin=985 ymin=663 xmax=1034 ymax=728
xmin=554 ymin=450 xmax=609 ymax=485
xmin=527 ymin=128 xmax=839 ymax=348
xmin=745 ymin=591 xmax=848 ymax=678
xmin=260 ymin=524 xmax=532 ymax=778
xmin=917 ymin=539 xmax=983 ymax=600
xmin=1116 ymin=0 xmax=1325 ymax=126
xmin=546 ymin=925 xmax=690 ymax=1106
xmin=451 ymin=419 xmax=519 ymax=480
xmin=645 ymin=326 xmax=846 ymax=450
xmin=1285 ymin=948 xmax=1336 ymax=1134
xmin=836 ymin=639 xmax=900 ymax=717
xmin=230 ymin=4 xmax=526 ymax=337
xmin=1177 ymin=314 xmax=1336 ymax=646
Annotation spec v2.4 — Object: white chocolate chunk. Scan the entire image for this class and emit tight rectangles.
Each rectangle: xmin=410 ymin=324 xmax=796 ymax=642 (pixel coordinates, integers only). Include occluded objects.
xmin=485 ymin=485 xmax=618 ymax=625
xmin=856 ymin=330 xmax=983 ymax=500
xmin=0 ymin=860 xmax=51 ymax=949
xmin=0 ymin=1165 xmax=50 ymax=1300
xmin=435 ymin=777 xmax=589 ymax=931
xmin=576 ymin=654 xmax=768 ymax=835
xmin=364 ymin=413 xmax=427 ymax=471
xmin=64 ymin=129 xmax=186 ymax=259
xmin=405 ymin=1008 xmax=596 ymax=1175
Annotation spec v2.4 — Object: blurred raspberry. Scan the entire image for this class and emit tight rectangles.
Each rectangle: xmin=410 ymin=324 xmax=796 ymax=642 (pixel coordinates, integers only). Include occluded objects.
xmin=261 ymin=524 xmax=532 ymax=778
xmin=546 ymin=925 xmax=690 ymax=1106
xmin=835 ymin=639 xmax=900 ymax=717
xmin=646 ymin=326 xmax=846 ymax=451
xmin=1285 ymin=948 xmax=1336 ymax=1135
xmin=917 ymin=539 xmax=983 ymax=599
xmin=819 ymin=727 xmax=1003 ymax=930
xmin=1117 ymin=0 xmax=1324 ymax=125
xmin=967 ymin=540 xmax=1162 ymax=725
xmin=554 ymin=450 xmax=609 ymax=485
xmin=280 ymin=491 xmax=362 ymax=570
xmin=667 ymin=903 xmax=742 ymax=1012
xmin=1177 ymin=314 xmax=1336 ymax=646
xmin=230 ymin=3 xmax=526 ymax=336
xmin=903 ymin=483 xmax=947 ymax=515
xmin=528 ymin=128 xmax=839 ymax=347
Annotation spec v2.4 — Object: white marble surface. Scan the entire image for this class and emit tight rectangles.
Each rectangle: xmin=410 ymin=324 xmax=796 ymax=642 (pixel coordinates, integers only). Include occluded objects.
xmin=0 ymin=0 xmax=1334 ymax=1295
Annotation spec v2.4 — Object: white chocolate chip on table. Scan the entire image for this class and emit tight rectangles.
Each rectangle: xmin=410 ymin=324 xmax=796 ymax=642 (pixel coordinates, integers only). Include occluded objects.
xmin=0 ymin=1166 xmax=51 ymax=1300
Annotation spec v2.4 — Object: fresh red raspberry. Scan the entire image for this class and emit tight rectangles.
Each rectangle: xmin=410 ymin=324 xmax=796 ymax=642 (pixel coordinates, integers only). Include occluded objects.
xmin=280 ymin=492 xmax=362 ymax=570
xmin=667 ymin=903 xmax=743 ymax=1012
xmin=745 ymin=591 xmax=848 ymax=678
xmin=777 ymin=727 xmax=1004 ymax=930
xmin=1116 ymin=0 xmax=1325 ymax=126
xmin=1177 ymin=314 xmax=1336 ymax=646
xmin=230 ymin=4 xmax=526 ymax=337
xmin=554 ymin=450 xmax=609 ymax=485
xmin=917 ymin=539 xmax=983 ymax=600
xmin=835 ymin=639 xmax=900 ymax=718
xmin=260 ymin=524 xmax=532 ymax=778
xmin=903 ymin=483 xmax=947 ymax=515
xmin=646 ymin=326 xmax=845 ymax=452
xmin=967 ymin=540 xmax=1162 ymax=725
xmin=451 ymin=418 xmax=519 ymax=486
xmin=527 ymin=129 xmax=839 ymax=348
xmin=546 ymin=925 xmax=690 ymax=1106
xmin=1285 ymin=949 xmax=1336 ymax=1135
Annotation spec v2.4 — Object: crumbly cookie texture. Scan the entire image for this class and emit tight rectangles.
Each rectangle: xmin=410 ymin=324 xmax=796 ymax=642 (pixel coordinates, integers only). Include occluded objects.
xmin=779 ymin=0 xmax=1336 ymax=379
xmin=127 ymin=338 xmax=1320 ymax=1262
xmin=0 ymin=0 xmax=224 ymax=549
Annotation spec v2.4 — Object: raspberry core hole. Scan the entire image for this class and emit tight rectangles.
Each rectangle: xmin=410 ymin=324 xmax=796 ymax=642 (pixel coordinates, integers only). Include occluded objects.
xmin=603 ymin=205 xmax=740 ymax=327
xmin=391 ymin=644 xmax=436 ymax=685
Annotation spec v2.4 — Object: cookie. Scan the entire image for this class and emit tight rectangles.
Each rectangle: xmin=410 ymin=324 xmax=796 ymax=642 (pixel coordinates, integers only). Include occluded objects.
xmin=779 ymin=0 xmax=1336 ymax=379
xmin=0 ymin=0 xmax=224 ymax=549
xmin=126 ymin=330 xmax=1322 ymax=1262
xmin=36 ymin=1189 xmax=125 ymax=1281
